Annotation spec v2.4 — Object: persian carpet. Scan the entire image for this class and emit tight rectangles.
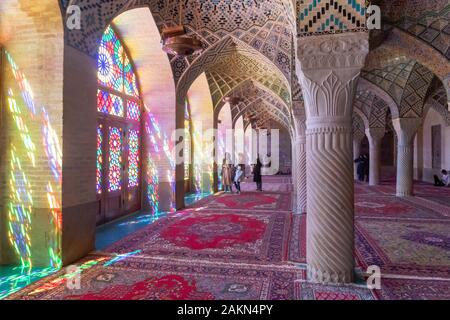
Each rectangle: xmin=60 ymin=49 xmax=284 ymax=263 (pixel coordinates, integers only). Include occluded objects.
xmin=7 ymin=255 xmax=302 ymax=300
xmin=373 ymin=278 xmax=450 ymax=300
xmin=288 ymin=214 xmax=306 ymax=263
xmin=104 ymin=210 xmax=292 ymax=264
xmin=354 ymin=195 xmax=446 ymax=219
xmin=295 ymin=281 xmax=376 ymax=300
xmin=188 ymin=191 xmax=292 ymax=212
xmin=355 ymin=217 xmax=450 ymax=278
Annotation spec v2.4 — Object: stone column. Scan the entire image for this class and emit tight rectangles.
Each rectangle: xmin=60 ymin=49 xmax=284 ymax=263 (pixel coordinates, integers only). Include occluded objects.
xmin=293 ymin=108 xmax=307 ymax=214
xmin=296 ymin=32 xmax=369 ymax=283
xmin=365 ymin=128 xmax=385 ymax=186
xmin=353 ymin=132 xmax=364 ymax=180
xmin=392 ymin=118 xmax=422 ymax=197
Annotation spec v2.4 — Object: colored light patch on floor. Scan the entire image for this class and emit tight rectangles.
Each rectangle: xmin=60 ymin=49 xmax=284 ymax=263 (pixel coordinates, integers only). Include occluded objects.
xmin=0 ymin=266 xmax=58 ymax=299
xmin=96 ymin=211 xmax=167 ymax=250
xmin=6 ymin=255 xmax=301 ymax=300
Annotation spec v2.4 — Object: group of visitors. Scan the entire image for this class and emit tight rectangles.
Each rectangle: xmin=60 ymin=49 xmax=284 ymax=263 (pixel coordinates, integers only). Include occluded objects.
xmin=221 ymin=156 xmax=263 ymax=193
xmin=434 ymin=170 xmax=450 ymax=187
xmin=354 ymin=154 xmax=370 ymax=182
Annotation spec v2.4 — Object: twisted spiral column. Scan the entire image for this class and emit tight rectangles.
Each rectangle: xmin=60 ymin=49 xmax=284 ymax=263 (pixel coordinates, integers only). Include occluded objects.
xmin=392 ymin=118 xmax=422 ymax=197
xmin=366 ymin=128 xmax=385 ymax=186
xmin=306 ymin=126 xmax=355 ymax=283
xmin=294 ymin=135 xmax=307 ymax=214
xmin=295 ymin=31 xmax=369 ymax=284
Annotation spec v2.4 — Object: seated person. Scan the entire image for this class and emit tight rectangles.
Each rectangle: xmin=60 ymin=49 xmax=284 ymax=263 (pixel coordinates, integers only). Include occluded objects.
xmin=434 ymin=170 xmax=450 ymax=187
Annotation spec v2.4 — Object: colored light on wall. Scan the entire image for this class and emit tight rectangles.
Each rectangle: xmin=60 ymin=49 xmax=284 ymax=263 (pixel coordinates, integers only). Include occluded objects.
xmin=108 ymin=127 xmax=123 ymax=192
xmin=7 ymin=146 xmax=33 ymax=269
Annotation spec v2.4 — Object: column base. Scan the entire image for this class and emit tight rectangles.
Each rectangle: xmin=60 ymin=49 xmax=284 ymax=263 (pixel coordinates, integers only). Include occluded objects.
xmin=307 ymin=265 xmax=354 ymax=284
xmin=396 ymin=191 xmax=413 ymax=197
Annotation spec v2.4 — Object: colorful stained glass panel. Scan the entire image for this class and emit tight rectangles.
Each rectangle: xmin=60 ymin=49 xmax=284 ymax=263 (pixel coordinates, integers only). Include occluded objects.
xmin=96 ymin=125 xmax=103 ymax=194
xmin=108 ymin=127 xmax=122 ymax=192
xmin=97 ymin=90 xmax=124 ymax=117
xmin=127 ymin=100 xmax=141 ymax=121
xmin=98 ymin=25 xmax=123 ymax=92
xmin=128 ymin=129 xmax=140 ymax=188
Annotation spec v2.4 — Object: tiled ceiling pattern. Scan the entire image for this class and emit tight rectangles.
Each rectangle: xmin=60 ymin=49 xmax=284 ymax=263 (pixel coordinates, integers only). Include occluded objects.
xmin=353 ymin=113 xmax=366 ymax=135
xmin=176 ymin=36 xmax=291 ymax=106
xmin=355 ymin=91 xmax=390 ymax=129
xmin=362 ymin=59 xmax=415 ymax=106
xmin=222 ymin=81 xmax=291 ymax=129
xmin=398 ymin=63 xmax=435 ymax=118
xmin=205 ymin=51 xmax=291 ymax=108
xmin=148 ymin=0 xmax=295 ymax=82
xmin=385 ymin=4 xmax=450 ymax=60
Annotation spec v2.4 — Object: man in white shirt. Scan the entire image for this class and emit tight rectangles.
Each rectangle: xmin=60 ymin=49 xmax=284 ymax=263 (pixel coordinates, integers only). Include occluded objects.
xmin=434 ymin=170 xmax=449 ymax=187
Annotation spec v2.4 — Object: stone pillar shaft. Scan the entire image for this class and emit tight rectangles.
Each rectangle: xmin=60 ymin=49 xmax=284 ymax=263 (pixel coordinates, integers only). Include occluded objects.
xmin=392 ymin=118 xmax=421 ymax=197
xmin=296 ymin=32 xmax=369 ymax=283
xmin=366 ymin=128 xmax=385 ymax=186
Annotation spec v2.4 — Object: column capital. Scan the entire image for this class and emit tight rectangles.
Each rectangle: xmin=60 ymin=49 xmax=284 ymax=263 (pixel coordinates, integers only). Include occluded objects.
xmin=392 ymin=118 xmax=422 ymax=145
xmin=295 ymin=33 xmax=369 ymax=128
xmin=365 ymin=127 xmax=385 ymax=145
xmin=296 ymin=32 xmax=369 ymax=71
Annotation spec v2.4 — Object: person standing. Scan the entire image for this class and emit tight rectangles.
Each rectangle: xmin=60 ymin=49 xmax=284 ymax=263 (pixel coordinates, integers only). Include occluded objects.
xmin=234 ymin=165 xmax=244 ymax=194
xmin=354 ymin=155 xmax=365 ymax=182
xmin=221 ymin=158 xmax=233 ymax=193
xmin=253 ymin=157 xmax=262 ymax=191
xmin=363 ymin=154 xmax=370 ymax=183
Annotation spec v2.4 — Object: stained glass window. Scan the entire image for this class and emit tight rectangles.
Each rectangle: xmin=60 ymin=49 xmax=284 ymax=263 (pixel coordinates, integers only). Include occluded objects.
xmin=108 ymin=127 xmax=122 ymax=192
xmin=98 ymin=25 xmax=139 ymax=97
xmin=128 ymin=129 xmax=140 ymax=188
xmin=97 ymin=24 xmax=142 ymax=196
xmin=96 ymin=125 xmax=103 ymax=194
xmin=97 ymin=90 xmax=124 ymax=117
xmin=127 ymin=100 xmax=141 ymax=121
xmin=184 ymin=100 xmax=191 ymax=181
xmin=98 ymin=25 xmax=123 ymax=92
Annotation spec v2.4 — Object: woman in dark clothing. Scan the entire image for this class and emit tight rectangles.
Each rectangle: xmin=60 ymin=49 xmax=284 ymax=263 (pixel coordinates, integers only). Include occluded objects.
xmin=363 ymin=154 xmax=370 ymax=182
xmin=253 ymin=158 xmax=262 ymax=191
xmin=354 ymin=155 xmax=365 ymax=182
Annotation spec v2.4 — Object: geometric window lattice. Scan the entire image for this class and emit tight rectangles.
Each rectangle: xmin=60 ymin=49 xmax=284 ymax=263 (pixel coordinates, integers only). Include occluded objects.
xmin=97 ymin=90 xmax=124 ymax=117
xmin=126 ymin=100 xmax=141 ymax=121
xmin=108 ymin=126 xmax=123 ymax=192
xmin=97 ymin=23 xmax=143 ymax=196
xmin=96 ymin=125 xmax=103 ymax=194
xmin=297 ymin=0 xmax=367 ymax=36
xmin=98 ymin=25 xmax=139 ymax=97
xmin=128 ymin=129 xmax=140 ymax=188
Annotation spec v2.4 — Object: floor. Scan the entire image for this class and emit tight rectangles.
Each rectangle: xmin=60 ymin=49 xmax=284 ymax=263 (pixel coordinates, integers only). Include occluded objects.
xmin=2 ymin=178 xmax=450 ymax=300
